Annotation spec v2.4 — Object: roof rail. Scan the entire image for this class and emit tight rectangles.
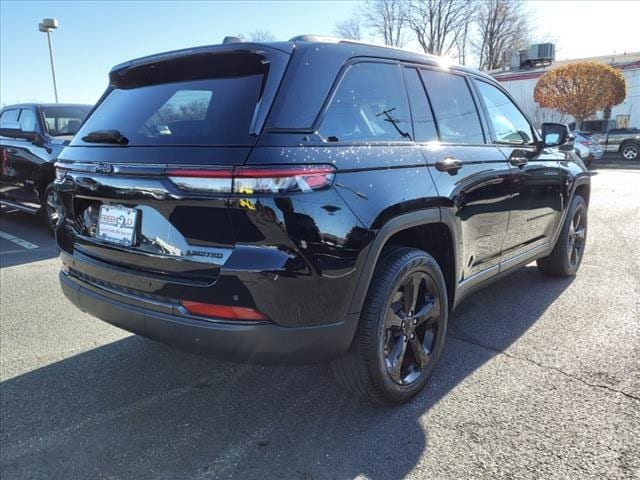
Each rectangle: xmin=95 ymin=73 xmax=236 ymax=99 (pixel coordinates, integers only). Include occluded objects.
xmin=222 ymin=36 xmax=243 ymax=44
xmin=288 ymin=35 xmax=340 ymax=43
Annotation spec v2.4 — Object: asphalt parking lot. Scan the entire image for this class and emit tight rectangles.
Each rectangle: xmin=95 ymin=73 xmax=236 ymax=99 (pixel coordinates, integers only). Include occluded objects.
xmin=1 ymin=169 xmax=639 ymax=480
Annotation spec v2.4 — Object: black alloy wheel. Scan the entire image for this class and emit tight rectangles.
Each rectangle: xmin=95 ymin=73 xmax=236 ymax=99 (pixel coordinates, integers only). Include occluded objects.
xmin=566 ymin=206 xmax=586 ymax=269
xmin=332 ymin=246 xmax=448 ymax=404
xmin=537 ymin=194 xmax=588 ymax=277
xmin=383 ymin=272 xmax=441 ymax=386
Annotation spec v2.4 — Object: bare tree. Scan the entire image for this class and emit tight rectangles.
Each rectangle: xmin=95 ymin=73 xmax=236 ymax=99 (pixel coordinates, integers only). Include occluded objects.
xmin=334 ymin=17 xmax=363 ymax=40
xmin=453 ymin=1 xmax=473 ymax=64
xmin=475 ymin=0 xmax=528 ymax=71
xmin=361 ymin=0 xmax=410 ymax=47
xmin=407 ymin=0 xmax=471 ymax=57
xmin=239 ymin=30 xmax=277 ymax=42
xmin=525 ymin=103 xmax=569 ymax=129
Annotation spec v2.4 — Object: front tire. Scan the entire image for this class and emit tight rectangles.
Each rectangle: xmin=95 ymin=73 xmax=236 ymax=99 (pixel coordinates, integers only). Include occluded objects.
xmin=331 ymin=247 xmax=448 ymax=405
xmin=537 ymin=195 xmax=587 ymax=277
xmin=43 ymin=183 xmax=62 ymax=234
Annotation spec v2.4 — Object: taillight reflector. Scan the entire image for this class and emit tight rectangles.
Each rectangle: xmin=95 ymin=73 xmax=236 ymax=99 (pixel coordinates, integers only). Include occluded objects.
xmin=181 ymin=300 xmax=267 ymax=321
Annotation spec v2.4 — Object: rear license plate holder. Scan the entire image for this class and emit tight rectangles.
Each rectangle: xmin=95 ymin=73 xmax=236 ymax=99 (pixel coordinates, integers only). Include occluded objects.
xmin=96 ymin=204 xmax=140 ymax=247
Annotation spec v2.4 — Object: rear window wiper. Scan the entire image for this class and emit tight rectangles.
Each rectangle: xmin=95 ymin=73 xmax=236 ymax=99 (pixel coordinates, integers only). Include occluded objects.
xmin=82 ymin=129 xmax=129 ymax=145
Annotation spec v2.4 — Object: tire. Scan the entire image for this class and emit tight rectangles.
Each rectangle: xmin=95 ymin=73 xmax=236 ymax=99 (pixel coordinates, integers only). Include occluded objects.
xmin=42 ymin=183 xmax=62 ymax=235
xmin=620 ymin=142 xmax=639 ymax=161
xmin=537 ymin=195 xmax=587 ymax=277
xmin=331 ymin=246 xmax=448 ymax=405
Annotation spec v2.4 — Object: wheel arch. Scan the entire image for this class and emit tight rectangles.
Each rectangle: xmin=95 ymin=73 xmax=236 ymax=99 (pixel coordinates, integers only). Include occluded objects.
xmin=347 ymin=208 xmax=459 ymax=317
xmin=572 ymin=175 xmax=591 ymax=206
xmin=618 ymin=139 xmax=640 ymax=151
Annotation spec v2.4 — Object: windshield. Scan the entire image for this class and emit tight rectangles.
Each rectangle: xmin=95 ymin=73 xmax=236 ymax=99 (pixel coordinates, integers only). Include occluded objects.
xmin=42 ymin=105 xmax=91 ymax=136
xmin=73 ymin=76 xmax=264 ymax=147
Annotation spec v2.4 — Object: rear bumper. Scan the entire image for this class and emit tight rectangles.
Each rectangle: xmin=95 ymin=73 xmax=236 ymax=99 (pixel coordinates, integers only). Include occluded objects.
xmin=60 ymin=271 xmax=357 ymax=365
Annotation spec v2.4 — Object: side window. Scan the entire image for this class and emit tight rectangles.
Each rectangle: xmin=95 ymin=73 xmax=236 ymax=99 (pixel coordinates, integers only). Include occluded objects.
xmin=319 ymin=63 xmax=412 ymax=143
xmin=403 ymin=68 xmax=438 ymax=142
xmin=475 ymin=81 xmax=534 ymax=145
xmin=0 ymin=109 xmax=19 ymax=127
xmin=420 ymin=70 xmax=484 ymax=144
xmin=18 ymin=109 xmax=37 ymax=132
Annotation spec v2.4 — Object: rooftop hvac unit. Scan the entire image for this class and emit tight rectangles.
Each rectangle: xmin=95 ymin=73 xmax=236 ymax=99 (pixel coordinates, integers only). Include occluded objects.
xmin=528 ymin=43 xmax=555 ymax=62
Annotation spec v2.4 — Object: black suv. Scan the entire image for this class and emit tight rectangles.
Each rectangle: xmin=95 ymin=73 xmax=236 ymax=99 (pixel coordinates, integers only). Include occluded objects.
xmin=54 ymin=37 xmax=590 ymax=404
xmin=0 ymin=103 xmax=92 ymax=230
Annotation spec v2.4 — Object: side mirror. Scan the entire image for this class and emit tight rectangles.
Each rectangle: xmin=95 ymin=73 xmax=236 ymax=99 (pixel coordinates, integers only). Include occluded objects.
xmin=0 ymin=124 xmax=43 ymax=145
xmin=541 ymin=122 xmax=573 ymax=150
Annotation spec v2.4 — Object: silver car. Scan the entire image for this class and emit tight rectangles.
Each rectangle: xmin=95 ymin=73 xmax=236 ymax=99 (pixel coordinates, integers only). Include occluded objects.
xmin=573 ymin=131 xmax=603 ymax=166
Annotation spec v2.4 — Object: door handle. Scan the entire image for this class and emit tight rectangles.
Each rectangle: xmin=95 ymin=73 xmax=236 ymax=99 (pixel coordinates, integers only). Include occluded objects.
xmin=509 ymin=156 xmax=528 ymax=167
xmin=435 ymin=157 xmax=463 ymax=173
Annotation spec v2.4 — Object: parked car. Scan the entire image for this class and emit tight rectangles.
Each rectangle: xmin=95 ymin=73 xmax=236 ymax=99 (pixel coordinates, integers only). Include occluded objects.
xmin=573 ymin=131 xmax=603 ymax=167
xmin=0 ymin=103 xmax=92 ymax=230
xmin=54 ymin=37 xmax=590 ymax=405
xmin=579 ymin=119 xmax=640 ymax=161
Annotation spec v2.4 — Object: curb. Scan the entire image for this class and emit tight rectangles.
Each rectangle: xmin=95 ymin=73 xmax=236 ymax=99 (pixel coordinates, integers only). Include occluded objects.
xmin=593 ymin=162 xmax=640 ymax=170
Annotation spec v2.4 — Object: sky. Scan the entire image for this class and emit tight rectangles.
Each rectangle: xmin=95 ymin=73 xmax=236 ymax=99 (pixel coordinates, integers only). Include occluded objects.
xmin=1 ymin=0 xmax=639 ymax=106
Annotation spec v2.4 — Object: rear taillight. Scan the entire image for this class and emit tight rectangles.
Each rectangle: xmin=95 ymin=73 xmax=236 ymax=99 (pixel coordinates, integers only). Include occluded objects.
xmin=166 ymin=168 xmax=233 ymax=193
xmin=181 ymin=300 xmax=267 ymax=321
xmin=166 ymin=165 xmax=336 ymax=194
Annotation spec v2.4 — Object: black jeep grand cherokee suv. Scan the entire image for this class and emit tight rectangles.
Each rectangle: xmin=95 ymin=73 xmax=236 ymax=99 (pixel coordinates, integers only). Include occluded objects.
xmin=55 ymin=37 xmax=590 ymax=404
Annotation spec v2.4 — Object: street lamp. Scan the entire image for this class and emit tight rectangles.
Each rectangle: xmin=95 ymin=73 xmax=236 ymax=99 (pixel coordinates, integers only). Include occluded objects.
xmin=38 ymin=18 xmax=59 ymax=103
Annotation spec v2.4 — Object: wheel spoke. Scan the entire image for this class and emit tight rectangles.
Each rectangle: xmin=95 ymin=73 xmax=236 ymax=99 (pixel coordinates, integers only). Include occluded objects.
xmin=385 ymin=302 xmax=405 ymax=329
xmin=402 ymin=274 xmax=423 ymax=314
xmin=573 ymin=212 xmax=581 ymax=230
xmin=387 ymin=335 xmax=408 ymax=383
xmin=574 ymin=226 xmax=586 ymax=240
xmin=413 ymin=297 xmax=440 ymax=327
xmin=409 ymin=336 xmax=431 ymax=370
xmin=570 ymin=245 xmax=578 ymax=265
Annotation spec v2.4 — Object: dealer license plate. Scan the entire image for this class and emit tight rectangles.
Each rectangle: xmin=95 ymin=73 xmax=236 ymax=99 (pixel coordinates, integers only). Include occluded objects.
xmin=96 ymin=204 xmax=139 ymax=247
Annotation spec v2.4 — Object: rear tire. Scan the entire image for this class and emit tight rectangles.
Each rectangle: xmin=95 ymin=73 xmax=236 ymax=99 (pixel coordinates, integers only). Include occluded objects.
xmin=620 ymin=141 xmax=639 ymax=161
xmin=537 ymin=195 xmax=587 ymax=277
xmin=331 ymin=246 xmax=448 ymax=405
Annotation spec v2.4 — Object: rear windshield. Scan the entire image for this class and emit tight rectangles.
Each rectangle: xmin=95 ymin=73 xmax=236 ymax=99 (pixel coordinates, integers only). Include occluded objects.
xmin=42 ymin=105 xmax=91 ymax=136
xmin=72 ymin=76 xmax=263 ymax=146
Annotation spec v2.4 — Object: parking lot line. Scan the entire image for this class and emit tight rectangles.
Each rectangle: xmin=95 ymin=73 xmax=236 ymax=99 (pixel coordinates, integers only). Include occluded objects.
xmin=0 ymin=230 xmax=39 ymax=250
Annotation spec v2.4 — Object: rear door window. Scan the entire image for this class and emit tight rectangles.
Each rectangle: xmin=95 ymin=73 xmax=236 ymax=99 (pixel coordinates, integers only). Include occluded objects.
xmin=73 ymin=76 xmax=263 ymax=146
xmin=319 ymin=62 xmax=412 ymax=143
xmin=420 ymin=70 xmax=485 ymax=144
xmin=403 ymin=68 xmax=438 ymax=143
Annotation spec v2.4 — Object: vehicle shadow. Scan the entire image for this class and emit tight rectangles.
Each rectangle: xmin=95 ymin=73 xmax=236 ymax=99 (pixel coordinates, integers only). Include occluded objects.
xmin=0 ymin=207 xmax=58 ymax=268
xmin=0 ymin=266 xmax=573 ymax=480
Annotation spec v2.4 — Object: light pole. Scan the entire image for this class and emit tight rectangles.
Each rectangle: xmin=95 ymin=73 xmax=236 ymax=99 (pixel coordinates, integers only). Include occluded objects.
xmin=38 ymin=18 xmax=59 ymax=103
